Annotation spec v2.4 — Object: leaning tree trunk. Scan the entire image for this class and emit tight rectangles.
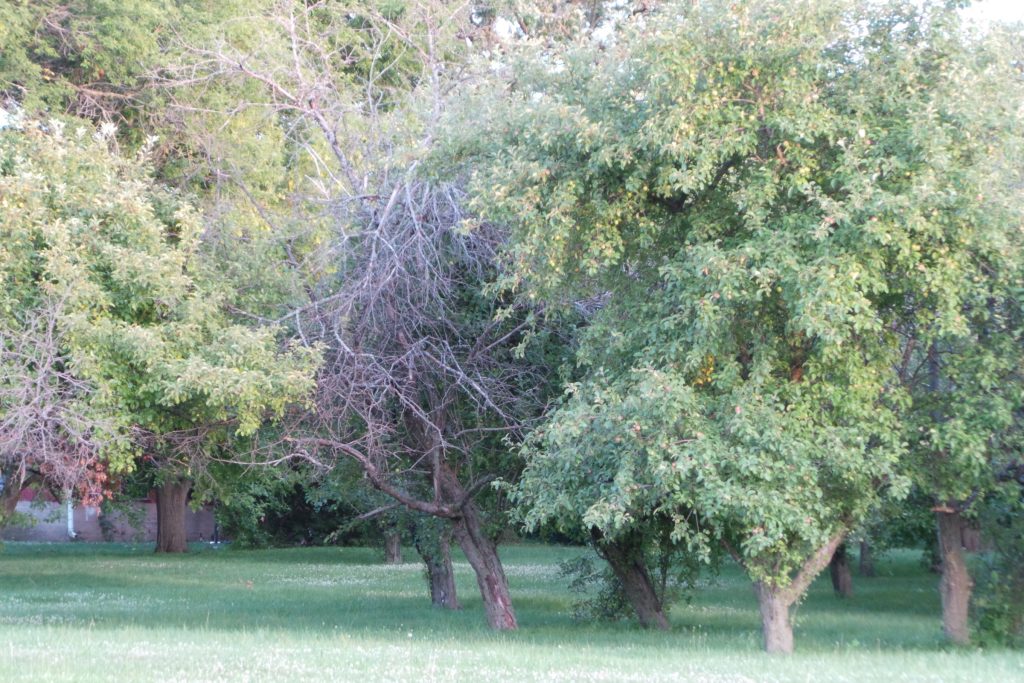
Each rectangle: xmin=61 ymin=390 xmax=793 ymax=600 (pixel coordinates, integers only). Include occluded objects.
xmin=155 ymin=479 xmax=191 ymax=553
xmin=936 ymin=509 xmax=973 ymax=645
xmin=829 ymin=543 xmax=854 ymax=598
xmin=754 ymin=582 xmax=795 ymax=654
xmin=434 ymin=459 xmax=516 ymax=630
xmin=859 ymin=540 xmax=876 ymax=577
xmin=450 ymin=502 xmax=516 ymax=630
xmin=384 ymin=530 xmax=403 ymax=564
xmin=415 ymin=521 xmax=459 ymax=609
xmin=595 ymin=531 xmax=670 ymax=630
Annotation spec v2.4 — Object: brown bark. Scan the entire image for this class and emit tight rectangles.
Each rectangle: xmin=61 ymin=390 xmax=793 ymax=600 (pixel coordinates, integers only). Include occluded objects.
xmin=430 ymin=454 xmax=516 ymax=630
xmin=754 ymin=582 xmax=795 ymax=654
xmin=0 ymin=477 xmax=22 ymax=522
xmin=858 ymin=540 xmax=875 ymax=577
xmin=415 ymin=524 xmax=459 ymax=610
xmin=0 ymin=471 xmax=38 ymax=525
xmin=936 ymin=509 xmax=973 ymax=645
xmin=595 ymin=531 xmax=670 ymax=630
xmin=155 ymin=479 xmax=191 ymax=553
xmin=829 ymin=542 xmax=854 ymax=598
xmin=450 ymin=501 xmax=516 ymax=630
xmin=384 ymin=530 xmax=403 ymax=564
xmin=961 ymin=523 xmax=983 ymax=553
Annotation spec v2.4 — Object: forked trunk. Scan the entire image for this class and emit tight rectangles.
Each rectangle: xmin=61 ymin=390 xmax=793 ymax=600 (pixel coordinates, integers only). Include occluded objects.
xmin=859 ymin=540 xmax=875 ymax=577
xmin=384 ymin=530 xmax=403 ymax=564
xmin=596 ymin=532 xmax=670 ymax=630
xmin=416 ymin=523 xmax=459 ymax=609
xmin=754 ymin=582 xmax=794 ymax=654
xmin=936 ymin=509 xmax=973 ymax=645
xmin=450 ymin=502 xmax=516 ymax=630
xmin=829 ymin=543 xmax=853 ymax=598
xmin=749 ymin=532 xmax=846 ymax=653
xmin=155 ymin=479 xmax=191 ymax=553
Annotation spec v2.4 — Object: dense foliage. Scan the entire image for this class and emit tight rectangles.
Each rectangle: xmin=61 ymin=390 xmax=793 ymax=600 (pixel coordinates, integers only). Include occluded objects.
xmin=1 ymin=0 xmax=1023 ymax=652
xmin=464 ymin=0 xmax=1024 ymax=650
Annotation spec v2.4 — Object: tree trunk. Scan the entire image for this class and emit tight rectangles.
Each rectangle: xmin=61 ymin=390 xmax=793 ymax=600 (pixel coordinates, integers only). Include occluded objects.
xmin=936 ymin=509 xmax=973 ymax=645
xmin=829 ymin=543 xmax=854 ymax=598
xmin=415 ymin=522 xmax=459 ymax=609
xmin=450 ymin=501 xmax=516 ymax=630
xmin=0 ymin=471 xmax=37 ymax=526
xmin=155 ymin=479 xmax=191 ymax=553
xmin=0 ymin=477 xmax=22 ymax=523
xmin=961 ymin=523 xmax=983 ymax=553
xmin=754 ymin=582 xmax=795 ymax=654
xmin=859 ymin=540 xmax=875 ymax=577
xmin=748 ymin=532 xmax=845 ymax=653
xmin=384 ymin=530 xmax=403 ymax=564
xmin=596 ymin=531 xmax=670 ymax=630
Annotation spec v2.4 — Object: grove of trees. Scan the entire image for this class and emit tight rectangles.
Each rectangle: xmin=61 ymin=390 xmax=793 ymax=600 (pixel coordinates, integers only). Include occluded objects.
xmin=1 ymin=0 xmax=1022 ymax=654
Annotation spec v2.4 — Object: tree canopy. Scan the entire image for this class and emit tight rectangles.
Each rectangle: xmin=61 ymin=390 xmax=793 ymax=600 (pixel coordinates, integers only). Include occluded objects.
xmin=463 ymin=0 xmax=1024 ymax=651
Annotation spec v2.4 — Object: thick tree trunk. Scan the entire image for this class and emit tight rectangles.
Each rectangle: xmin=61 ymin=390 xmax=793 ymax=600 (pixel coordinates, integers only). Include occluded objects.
xmin=748 ymin=532 xmax=845 ymax=654
xmin=0 ymin=471 xmax=37 ymax=525
xmin=450 ymin=502 xmax=516 ymax=630
xmin=384 ymin=530 xmax=403 ymax=564
xmin=596 ymin=532 xmax=670 ymax=630
xmin=415 ymin=523 xmax=459 ymax=609
xmin=0 ymin=477 xmax=21 ymax=522
xmin=829 ymin=543 xmax=854 ymax=598
xmin=429 ymin=454 xmax=516 ymax=630
xmin=936 ymin=509 xmax=973 ymax=645
xmin=754 ymin=582 xmax=795 ymax=654
xmin=155 ymin=479 xmax=190 ymax=553
xmin=961 ymin=523 xmax=983 ymax=553
xmin=858 ymin=540 xmax=875 ymax=577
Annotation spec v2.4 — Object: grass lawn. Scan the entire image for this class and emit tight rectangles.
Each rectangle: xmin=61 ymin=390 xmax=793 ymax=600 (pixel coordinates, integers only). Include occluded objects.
xmin=0 ymin=542 xmax=1020 ymax=682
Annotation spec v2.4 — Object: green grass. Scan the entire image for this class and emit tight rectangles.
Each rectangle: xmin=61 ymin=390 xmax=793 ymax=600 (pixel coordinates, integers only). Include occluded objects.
xmin=0 ymin=543 xmax=1020 ymax=681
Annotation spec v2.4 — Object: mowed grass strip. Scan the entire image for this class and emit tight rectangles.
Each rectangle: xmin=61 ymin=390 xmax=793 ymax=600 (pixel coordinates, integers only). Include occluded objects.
xmin=0 ymin=543 xmax=1021 ymax=682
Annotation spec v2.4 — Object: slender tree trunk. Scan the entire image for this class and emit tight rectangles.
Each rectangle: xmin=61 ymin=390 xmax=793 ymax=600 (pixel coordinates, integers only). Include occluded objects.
xmin=829 ymin=543 xmax=854 ymax=598
xmin=859 ymin=540 xmax=875 ymax=577
xmin=384 ymin=530 xmax=403 ymax=564
xmin=155 ymin=479 xmax=190 ymax=553
xmin=450 ymin=502 xmax=516 ymax=630
xmin=595 ymin=531 xmax=670 ymax=630
xmin=936 ymin=509 xmax=973 ymax=645
xmin=415 ymin=522 xmax=459 ymax=609
xmin=754 ymin=582 xmax=795 ymax=654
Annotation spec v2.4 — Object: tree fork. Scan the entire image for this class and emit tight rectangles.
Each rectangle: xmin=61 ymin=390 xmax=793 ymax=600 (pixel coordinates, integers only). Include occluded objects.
xmin=753 ymin=532 xmax=846 ymax=653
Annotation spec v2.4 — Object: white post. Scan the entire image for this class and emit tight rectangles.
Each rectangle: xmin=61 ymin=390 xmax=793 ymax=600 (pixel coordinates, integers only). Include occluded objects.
xmin=65 ymin=495 xmax=75 ymax=539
